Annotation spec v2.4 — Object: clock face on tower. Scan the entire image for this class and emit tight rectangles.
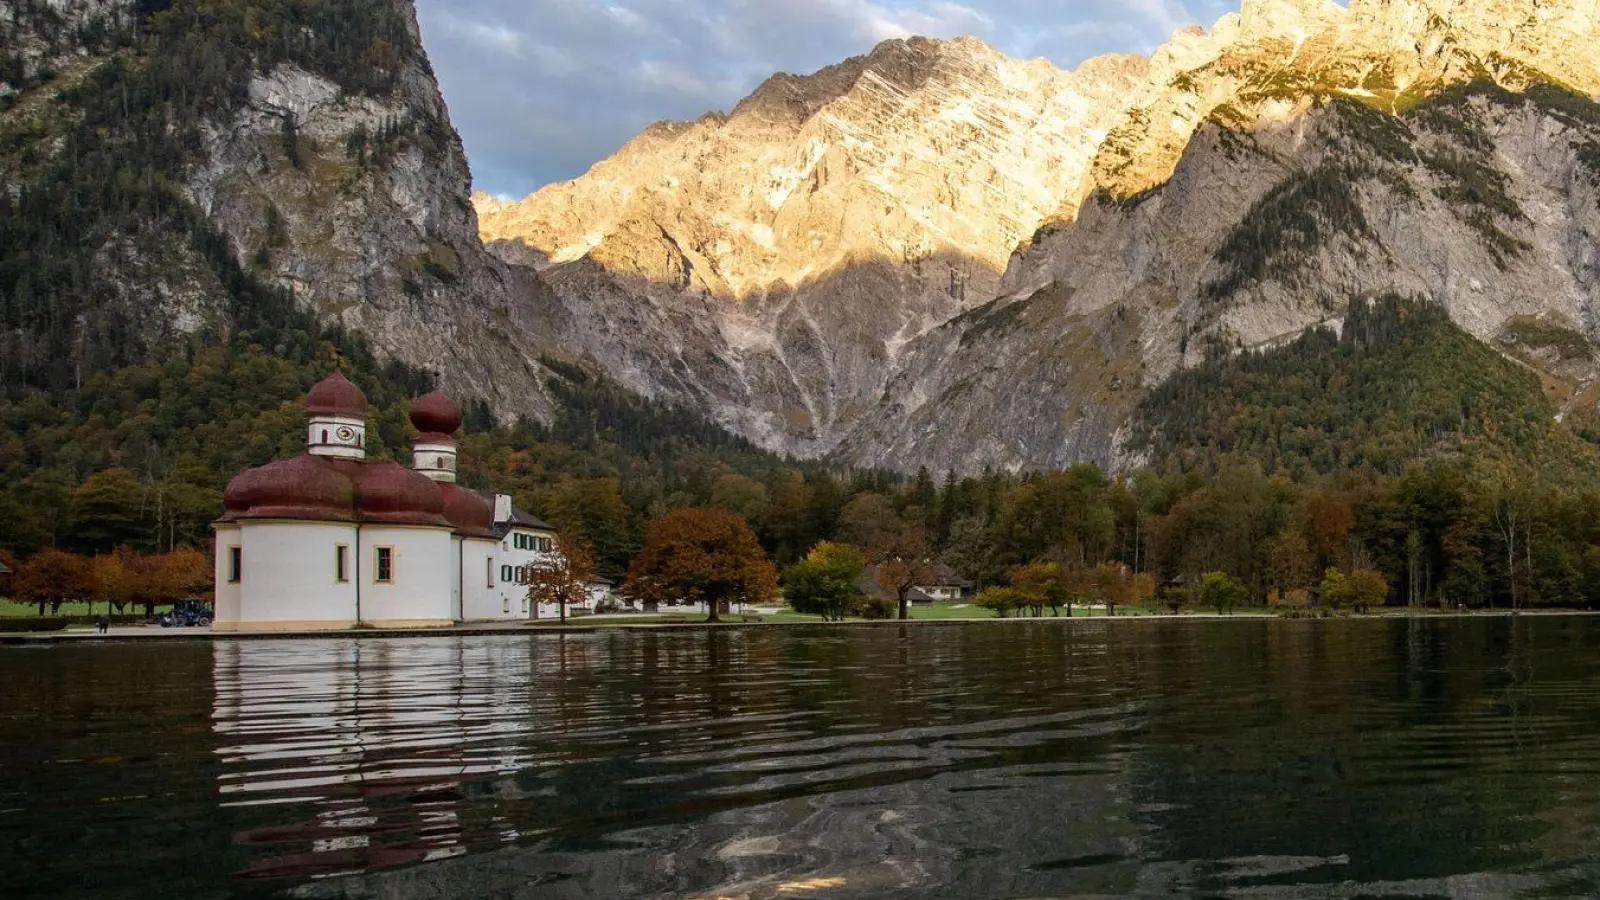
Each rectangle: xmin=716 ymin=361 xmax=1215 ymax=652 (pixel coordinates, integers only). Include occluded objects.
xmin=335 ymin=426 xmax=357 ymax=442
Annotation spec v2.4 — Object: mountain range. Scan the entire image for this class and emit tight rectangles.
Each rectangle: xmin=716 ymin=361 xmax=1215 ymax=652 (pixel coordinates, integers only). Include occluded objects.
xmin=7 ymin=0 xmax=1600 ymax=477
xmin=475 ymin=0 xmax=1600 ymax=474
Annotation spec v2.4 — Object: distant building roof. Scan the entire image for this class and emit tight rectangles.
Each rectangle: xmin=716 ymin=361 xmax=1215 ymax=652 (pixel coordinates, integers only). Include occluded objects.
xmin=855 ymin=565 xmax=971 ymax=600
xmin=923 ymin=564 xmax=973 ymax=589
xmin=589 ymin=576 xmax=614 ymax=587
xmin=491 ymin=501 xmax=556 ymax=538
xmin=510 ymin=508 xmax=555 ymax=530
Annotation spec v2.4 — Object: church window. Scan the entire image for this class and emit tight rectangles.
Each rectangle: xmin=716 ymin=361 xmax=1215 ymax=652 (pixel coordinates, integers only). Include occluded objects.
xmin=375 ymin=547 xmax=394 ymax=583
xmin=335 ymin=545 xmax=349 ymax=583
xmin=321 ymin=429 xmax=329 ymax=444
xmin=486 ymin=557 xmax=495 ymax=589
xmin=227 ymin=547 xmax=242 ymax=583
xmin=436 ymin=456 xmax=445 ymax=469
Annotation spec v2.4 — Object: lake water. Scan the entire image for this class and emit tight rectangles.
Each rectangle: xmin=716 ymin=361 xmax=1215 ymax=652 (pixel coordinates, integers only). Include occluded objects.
xmin=4 ymin=618 xmax=1600 ymax=899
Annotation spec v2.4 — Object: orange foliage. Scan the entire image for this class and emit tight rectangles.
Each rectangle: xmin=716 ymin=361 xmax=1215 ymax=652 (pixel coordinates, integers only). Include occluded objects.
xmin=625 ymin=508 xmax=777 ymax=622
xmin=524 ymin=533 xmax=597 ymax=624
xmin=12 ymin=549 xmax=94 ymax=614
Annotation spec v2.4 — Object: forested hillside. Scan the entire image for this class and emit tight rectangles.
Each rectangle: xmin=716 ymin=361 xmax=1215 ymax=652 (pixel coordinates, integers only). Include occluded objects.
xmin=0 ymin=315 xmax=835 ymax=571
xmin=1133 ymin=296 xmax=1600 ymax=486
xmin=0 ymin=0 xmax=421 ymax=389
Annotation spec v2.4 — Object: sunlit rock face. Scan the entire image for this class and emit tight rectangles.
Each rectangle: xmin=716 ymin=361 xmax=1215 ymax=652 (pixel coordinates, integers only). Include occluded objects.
xmin=479 ymin=0 xmax=1600 ymax=473
xmin=479 ymin=36 xmax=1148 ymax=455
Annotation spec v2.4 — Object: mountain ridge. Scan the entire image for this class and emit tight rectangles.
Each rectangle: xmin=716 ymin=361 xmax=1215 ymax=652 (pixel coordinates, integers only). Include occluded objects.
xmin=477 ymin=0 xmax=1600 ymax=473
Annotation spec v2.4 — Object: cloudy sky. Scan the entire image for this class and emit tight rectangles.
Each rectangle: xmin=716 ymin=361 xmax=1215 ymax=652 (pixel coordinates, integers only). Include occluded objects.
xmin=415 ymin=0 xmax=1239 ymax=199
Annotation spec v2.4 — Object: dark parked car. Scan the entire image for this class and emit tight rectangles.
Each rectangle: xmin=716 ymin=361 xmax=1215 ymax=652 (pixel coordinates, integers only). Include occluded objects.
xmin=157 ymin=598 xmax=214 ymax=628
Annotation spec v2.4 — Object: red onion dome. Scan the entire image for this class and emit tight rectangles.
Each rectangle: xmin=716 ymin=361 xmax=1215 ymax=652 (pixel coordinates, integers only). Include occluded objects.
xmin=344 ymin=461 xmax=451 ymax=527
xmin=306 ymin=371 xmax=368 ymax=418
xmin=219 ymin=455 xmax=356 ymax=523
xmin=408 ymin=390 xmax=463 ymax=438
xmin=439 ymin=483 xmax=496 ymax=538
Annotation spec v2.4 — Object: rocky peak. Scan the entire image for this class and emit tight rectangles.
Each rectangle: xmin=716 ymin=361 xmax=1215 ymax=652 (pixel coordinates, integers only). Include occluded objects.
xmin=477 ymin=1 xmax=1600 ymax=468
xmin=1237 ymin=0 xmax=1343 ymax=34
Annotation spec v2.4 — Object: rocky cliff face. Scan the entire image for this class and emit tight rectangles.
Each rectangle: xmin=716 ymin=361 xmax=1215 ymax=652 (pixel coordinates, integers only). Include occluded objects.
xmin=0 ymin=0 xmax=128 ymax=101
xmin=481 ymin=35 xmax=1147 ymax=454
xmin=188 ymin=2 xmax=562 ymax=415
xmin=481 ymin=0 xmax=1600 ymax=473
xmin=0 ymin=0 xmax=560 ymax=416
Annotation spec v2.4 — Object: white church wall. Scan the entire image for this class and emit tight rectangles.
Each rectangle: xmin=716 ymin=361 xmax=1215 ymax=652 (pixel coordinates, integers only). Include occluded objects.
xmin=459 ymin=538 xmax=506 ymax=621
xmin=212 ymin=524 xmax=242 ymax=630
xmin=237 ymin=521 xmax=360 ymax=630
xmin=450 ymin=536 xmax=463 ymax=621
xmin=360 ymin=526 xmax=455 ymax=627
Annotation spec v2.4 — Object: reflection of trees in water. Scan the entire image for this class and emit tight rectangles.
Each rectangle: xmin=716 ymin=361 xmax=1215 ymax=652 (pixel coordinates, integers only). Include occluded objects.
xmin=1121 ymin=617 xmax=1600 ymax=894
xmin=1 ymin=642 xmax=227 ymax=899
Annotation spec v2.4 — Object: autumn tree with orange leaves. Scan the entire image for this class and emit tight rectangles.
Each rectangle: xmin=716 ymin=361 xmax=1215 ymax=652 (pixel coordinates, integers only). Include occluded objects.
xmin=12 ymin=549 xmax=94 ymax=615
xmin=625 ymin=508 xmax=778 ymax=623
xmin=524 ymin=533 xmax=598 ymax=624
xmin=873 ymin=525 xmax=939 ymax=621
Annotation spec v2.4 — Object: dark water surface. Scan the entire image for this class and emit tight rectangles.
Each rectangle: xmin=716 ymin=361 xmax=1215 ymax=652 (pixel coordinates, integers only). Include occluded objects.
xmin=5 ymin=618 xmax=1600 ymax=899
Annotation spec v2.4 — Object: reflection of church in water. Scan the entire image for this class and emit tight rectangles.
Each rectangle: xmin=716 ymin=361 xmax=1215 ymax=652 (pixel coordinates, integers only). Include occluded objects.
xmin=210 ymin=638 xmax=576 ymax=880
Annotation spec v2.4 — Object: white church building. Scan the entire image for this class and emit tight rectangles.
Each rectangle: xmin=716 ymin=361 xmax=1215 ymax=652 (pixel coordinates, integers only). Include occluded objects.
xmin=212 ymin=372 xmax=569 ymax=631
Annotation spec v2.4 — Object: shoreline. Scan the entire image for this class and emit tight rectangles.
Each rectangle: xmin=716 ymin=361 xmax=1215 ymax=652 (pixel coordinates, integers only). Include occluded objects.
xmin=4 ymin=608 xmax=1596 ymax=644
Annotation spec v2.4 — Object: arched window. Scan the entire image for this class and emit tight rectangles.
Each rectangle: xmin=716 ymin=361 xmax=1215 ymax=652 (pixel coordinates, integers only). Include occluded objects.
xmin=321 ymin=429 xmax=329 ymax=443
xmin=436 ymin=456 xmax=445 ymax=469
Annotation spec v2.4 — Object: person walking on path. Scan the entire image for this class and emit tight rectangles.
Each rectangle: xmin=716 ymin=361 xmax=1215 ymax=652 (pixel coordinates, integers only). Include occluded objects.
xmin=96 ymin=614 xmax=109 ymax=635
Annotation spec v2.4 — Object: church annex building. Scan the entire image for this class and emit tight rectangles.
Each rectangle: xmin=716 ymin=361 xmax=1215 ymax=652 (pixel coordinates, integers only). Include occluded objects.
xmin=212 ymin=372 xmax=573 ymax=631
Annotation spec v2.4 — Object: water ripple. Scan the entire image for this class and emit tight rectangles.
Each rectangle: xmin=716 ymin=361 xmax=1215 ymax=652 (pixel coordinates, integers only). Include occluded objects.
xmin=8 ymin=619 xmax=1600 ymax=898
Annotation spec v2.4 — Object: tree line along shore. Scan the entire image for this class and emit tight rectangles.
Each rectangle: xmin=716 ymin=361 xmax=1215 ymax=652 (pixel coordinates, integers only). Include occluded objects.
xmin=4 ymin=456 xmax=1593 ymax=629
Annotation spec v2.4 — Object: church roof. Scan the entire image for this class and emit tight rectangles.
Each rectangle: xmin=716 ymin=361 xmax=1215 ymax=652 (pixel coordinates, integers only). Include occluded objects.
xmin=409 ymin=390 xmax=463 ymax=438
xmin=337 ymin=460 xmax=451 ymax=528
xmin=221 ymin=454 xmax=357 ymax=524
xmin=305 ymin=371 xmax=367 ymax=418
xmin=439 ymin=483 xmax=496 ymax=539
xmin=219 ymin=454 xmax=451 ymax=528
